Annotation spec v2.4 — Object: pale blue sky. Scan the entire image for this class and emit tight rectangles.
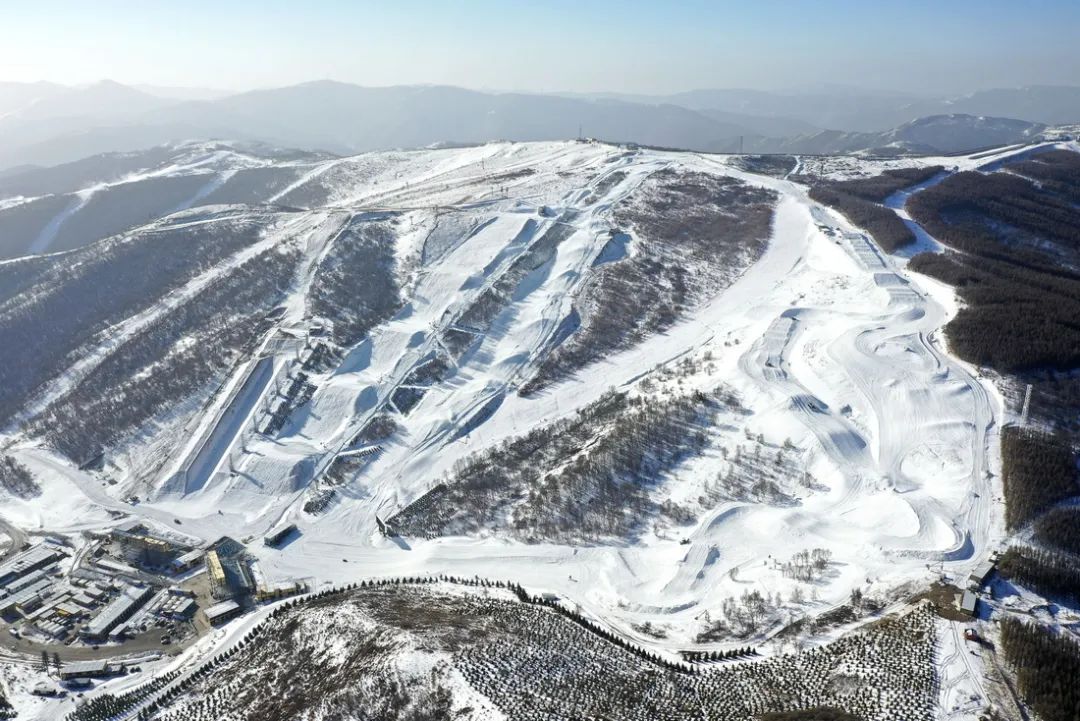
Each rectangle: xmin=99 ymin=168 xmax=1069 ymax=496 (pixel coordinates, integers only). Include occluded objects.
xmin=1 ymin=0 xmax=1078 ymax=95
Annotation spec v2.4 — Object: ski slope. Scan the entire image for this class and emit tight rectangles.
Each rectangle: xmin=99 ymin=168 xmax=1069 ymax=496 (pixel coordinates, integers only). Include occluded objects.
xmin=4 ymin=139 xmax=1030 ymax=659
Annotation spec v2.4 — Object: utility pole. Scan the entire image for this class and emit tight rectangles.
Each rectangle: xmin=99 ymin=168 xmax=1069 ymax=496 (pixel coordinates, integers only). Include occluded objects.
xmin=739 ymin=135 xmax=744 ymax=154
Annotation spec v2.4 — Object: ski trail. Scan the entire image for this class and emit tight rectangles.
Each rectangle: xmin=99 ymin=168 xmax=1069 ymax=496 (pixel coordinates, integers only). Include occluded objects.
xmin=168 ymin=170 xmax=237 ymax=214
xmin=27 ymin=188 xmax=95 ymax=254
xmin=6 ymin=211 xmax=316 ymax=433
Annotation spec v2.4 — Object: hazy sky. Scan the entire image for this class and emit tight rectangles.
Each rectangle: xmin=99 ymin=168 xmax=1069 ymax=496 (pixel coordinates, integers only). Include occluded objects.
xmin=2 ymin=0 xmax=1079 ymax=95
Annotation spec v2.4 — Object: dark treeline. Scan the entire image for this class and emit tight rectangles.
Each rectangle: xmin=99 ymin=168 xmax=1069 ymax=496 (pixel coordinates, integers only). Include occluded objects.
xmin=758 ymin=709 xmax=861 ymax=721
xmin=819 ymin=166 xmax=944 ymax=202
xmin=1000 ymin=427 xmax=1077 ymax=530
xmin=0 ymin=456 xmax=38 ymax=499
xmin=909 ymin=250 xmax=1080 ymax=370
xmin=0 ymin=253 xmax=53 ymax=304
xmin=808 ymin=166 xmax=942 ymax=253
xmin=1034 ymin=507 xmax=1080 ymax=556
xmin=390 ymin=388 xmax=721 ymax=542
xmin=0 ymin=213 xmax=268 ymax=424
xmin=1023 ymin=370 xmax=1080 ymax=437
xmin=808 ymin=188 xmax=911 ymax=252
xmin=998 ymin=545 xmax=1080 ymax=599
xmin=908 ymin=169 xmax=1080 ymax=257
xmin=1000 ymin=617 xmax=1080 ymax=721
xmin=31 ymin=245 xmax=301 ymax=462
xmin=309 ymin=217 xmax=401 ymax=350
xmin=1006 ymin=149 xmax=1080 ymax=207
xmin=525 ymin=169 xmax=775 ymax=394
xmin=906 ymin=161 xmax=1080 ymax=370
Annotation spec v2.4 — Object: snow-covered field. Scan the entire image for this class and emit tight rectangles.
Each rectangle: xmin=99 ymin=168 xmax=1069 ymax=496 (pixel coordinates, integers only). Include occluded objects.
xmin=1 ymin=138 xmax=1053 ymax=718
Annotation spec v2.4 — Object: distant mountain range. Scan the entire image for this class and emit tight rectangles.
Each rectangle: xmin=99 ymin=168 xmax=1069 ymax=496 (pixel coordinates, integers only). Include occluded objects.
xmin=745 ymin=114 xmax=1048 ymax=156
xmin=575 ymin=85 xmax=1080 ymax=132
xmin=0 ymin=80 xmax=1078 ymax=169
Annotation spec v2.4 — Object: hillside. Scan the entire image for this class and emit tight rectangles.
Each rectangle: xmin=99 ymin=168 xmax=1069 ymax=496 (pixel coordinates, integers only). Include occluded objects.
xmin=3 ymin=137 xmax=1079 ymax=720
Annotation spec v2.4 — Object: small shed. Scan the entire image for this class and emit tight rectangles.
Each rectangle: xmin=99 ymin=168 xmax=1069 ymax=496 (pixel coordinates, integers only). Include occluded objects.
xmin=264 ymin=524 xmax=298 ymax=548
xmin=969 ymin=561 xmax=995 ymax=588
xmin=170 ymin=549 xmax=204 ymax=574
xmin=959 ymin=590 xmax=978 ymax=617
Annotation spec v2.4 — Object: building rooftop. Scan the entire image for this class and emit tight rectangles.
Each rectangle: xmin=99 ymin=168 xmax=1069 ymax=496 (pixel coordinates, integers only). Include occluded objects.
xmin=93 ymin=557 xmax=142 ymax=580
xmin=0 ymin=545 xmax=63 ymax=582
xmin=3 ymin=577 xmax=54 ymax=609
xmin=205 ymin=599 xmax=240 ymax=621
xmin=172 ymin=549 xmax=204 ymax=566
xmin=62 ymin=660 xmax=110 ymax=675
xmin=206 ymin=550 xmax=225 ymax=584
xmin=83 ymin=587 xmax=151 ymax=637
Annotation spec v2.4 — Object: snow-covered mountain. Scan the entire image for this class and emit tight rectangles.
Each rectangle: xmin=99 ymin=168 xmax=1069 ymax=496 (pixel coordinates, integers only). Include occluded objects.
xmin=748 ymin=114 xmax=1047 ymax=156
xmin=2 ymin=136 xmax=1079 ymax=720
xmin=3 ymin=80 xmax=1079 ymax=170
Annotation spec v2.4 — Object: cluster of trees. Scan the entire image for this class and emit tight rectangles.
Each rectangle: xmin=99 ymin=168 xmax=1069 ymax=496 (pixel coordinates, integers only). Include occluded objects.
xmin=456 ymin=592 xmax=937 ymax=721
xmin=389 ymin=385 xmax=426 ymax=415
xmin=808 ymin=166 xmax=942 ymax=252
xmin=0 ymin=214 xmax=266 ymax=424
xmin=1007 ymin=149 xmax=1080 ymax=205
xmin=731 ymin=155 xmax=798 ymax=178
xmin=0 ymin=455 xmax=38 ymax=498
xmin=997 ymin=545 xmax=1080 ymax=599
xmin=758 ymin=710 xmax=861 ymax=721
xmin=309 ymin=217 xmax=401 ymax=350
xmin=910 ymin=169 xmax=1080 ymax=256
xmin=262 ymin=369 xmax=316 ymax=435
xmin=111 ymin=574 xmax=936 ymax=721
xmin=348 ymin=413 xmax=399 ymax=448
xmin=809 ymin=184 xmax=913 ymax=252
xmin=910 ymin=250 xmax=1080 ymax=370
xmin=301 ymin=487 xmax=336 ymax=515
xmin=819 ymin=166 xmax=944 ymax=202
xmin=390 ymin=388 xmax=720 ymax=542
xmin=719 ymin=589 xmax=784 ymax=636
xmin=1034 ymin=507 xmax=1080 ymax=555
xmin=31 ymin=245 xmax=301 ymax=462
xmin=1000 ymin=427 xmax=1077 ymax=530
xmin=67 ymin=668 xmax=182 ymax=721
xmin=907 ymin=160 xmax=1080 ymax=371
xmin=1025 ymin=371 xmax=1080 ymax=437
xmin=0 ymin=254 xmax=52 ymax=305
xmin=524 ymin=170 xmax=776 ymax=394
xmin=699 ymin=436 xmax=809 ymax=508
xmin=781 ymin=548 xmax=833 ymax=582
xmin=1000 ymin=617 xmax=1080 ymax=721
xmin=681 ymin=647 xmax=758 ymax=663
